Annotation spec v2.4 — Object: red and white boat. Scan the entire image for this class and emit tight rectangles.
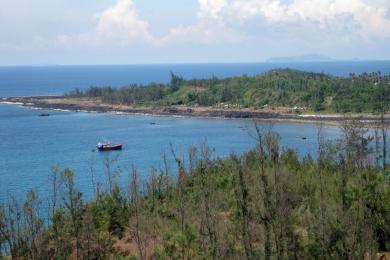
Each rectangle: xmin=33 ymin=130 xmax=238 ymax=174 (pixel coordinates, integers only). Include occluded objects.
xmin=97 ymin=142 xmax=123 ymax=151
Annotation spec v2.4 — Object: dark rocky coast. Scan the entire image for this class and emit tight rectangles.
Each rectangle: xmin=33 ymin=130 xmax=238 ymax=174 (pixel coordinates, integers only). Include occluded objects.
xmin=2 ymin=96 xmax=389 ymax=125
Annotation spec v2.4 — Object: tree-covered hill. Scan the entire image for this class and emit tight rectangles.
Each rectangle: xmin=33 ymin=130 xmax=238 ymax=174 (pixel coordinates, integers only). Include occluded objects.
xmin=67 ymin=69 xmax=390 ymax=113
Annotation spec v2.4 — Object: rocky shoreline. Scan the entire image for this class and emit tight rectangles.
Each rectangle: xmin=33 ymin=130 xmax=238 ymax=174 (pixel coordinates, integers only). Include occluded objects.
xmin=1 ymin=96 xmax=389 ymax=125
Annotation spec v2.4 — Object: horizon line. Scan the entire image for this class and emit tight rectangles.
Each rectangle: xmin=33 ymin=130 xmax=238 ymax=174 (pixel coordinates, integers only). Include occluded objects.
xmin=1 ymin=59 xmax=390 ymax=67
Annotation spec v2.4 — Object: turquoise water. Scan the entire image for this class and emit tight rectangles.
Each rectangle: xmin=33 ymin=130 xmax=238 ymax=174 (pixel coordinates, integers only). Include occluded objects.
xmin=0 ymin=104 xmax=342 ymax=202
xmin=1 ymin=61 xmax=390 ymax=97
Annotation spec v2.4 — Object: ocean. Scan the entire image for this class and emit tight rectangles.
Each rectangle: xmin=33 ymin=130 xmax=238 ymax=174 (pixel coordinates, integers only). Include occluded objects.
xmin=1 ymin=61 xmax=389 ymax=203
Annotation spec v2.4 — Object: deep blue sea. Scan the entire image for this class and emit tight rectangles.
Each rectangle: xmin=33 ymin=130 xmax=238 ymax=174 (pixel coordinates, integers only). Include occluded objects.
xmin=1 ymin=62 xmax=389 ymax=203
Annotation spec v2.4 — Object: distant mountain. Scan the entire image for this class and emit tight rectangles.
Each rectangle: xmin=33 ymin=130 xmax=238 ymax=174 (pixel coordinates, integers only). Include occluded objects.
xmin=266 ymin=54 xmax=334 ymax=63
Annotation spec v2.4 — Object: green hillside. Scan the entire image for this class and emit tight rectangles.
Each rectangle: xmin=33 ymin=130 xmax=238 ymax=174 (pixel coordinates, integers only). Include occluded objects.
xmin=67 ymin=69 xmax=390 ymax=113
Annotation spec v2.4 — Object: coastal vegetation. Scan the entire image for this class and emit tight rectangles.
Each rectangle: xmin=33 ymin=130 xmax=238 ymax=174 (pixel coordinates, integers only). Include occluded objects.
xmin=66 ymin=69 xmax=390 ymax=113
xmin=0 ymin=120 xmax=389 ymax=259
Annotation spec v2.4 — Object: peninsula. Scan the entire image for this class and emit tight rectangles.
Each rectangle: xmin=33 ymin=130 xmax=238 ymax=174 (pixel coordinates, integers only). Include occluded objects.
xmin=2 ymin=69 xmax=389 ymax=124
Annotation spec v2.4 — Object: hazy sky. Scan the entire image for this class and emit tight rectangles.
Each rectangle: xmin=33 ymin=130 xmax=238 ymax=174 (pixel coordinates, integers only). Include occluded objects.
xmin=1 ymin=0 xmax=390 ymax=65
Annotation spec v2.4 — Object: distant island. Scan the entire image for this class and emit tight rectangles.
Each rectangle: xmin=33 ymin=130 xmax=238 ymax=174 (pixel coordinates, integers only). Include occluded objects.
xmin=2 ymin=68 xmax=389 ymax=123
xmin=266 ymin=54 xmax=334 ymax=63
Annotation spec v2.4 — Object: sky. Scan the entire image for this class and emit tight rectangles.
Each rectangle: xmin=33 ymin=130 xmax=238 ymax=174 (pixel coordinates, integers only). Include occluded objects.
xmin=1 ymin=0 xmax=390 ymax=65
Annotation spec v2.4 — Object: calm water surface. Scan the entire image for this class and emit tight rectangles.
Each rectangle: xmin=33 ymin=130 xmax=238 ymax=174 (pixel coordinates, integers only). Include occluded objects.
xmin=0 ymin=104 xmax=343 ymax=202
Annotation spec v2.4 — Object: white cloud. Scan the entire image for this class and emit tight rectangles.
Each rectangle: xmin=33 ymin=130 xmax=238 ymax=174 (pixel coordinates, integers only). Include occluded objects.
xmin=228 ymin=0 xmax=390 ymax=37
xmin=198 ymin=0 xmax=227 ymax=22
xmin=159 ymin=0 xmax=243 ymax=45
xmin=95 ymin=0 xmax=152 ymax=42
xmin=159 ymin=0 xmax=390 ymax=46
xmin=56 ymin=0 xmax=390 ymax=48
xmin=57 ymin=0 xmax=152 ymax=46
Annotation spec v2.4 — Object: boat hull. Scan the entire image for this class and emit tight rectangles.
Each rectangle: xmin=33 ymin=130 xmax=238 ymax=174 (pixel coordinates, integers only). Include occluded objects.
xmin=97 ymin=144 xmax=123 ymax=151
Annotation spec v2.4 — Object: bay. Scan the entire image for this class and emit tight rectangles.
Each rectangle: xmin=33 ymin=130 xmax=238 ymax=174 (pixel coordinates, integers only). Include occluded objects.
xmin=0 ymin=104 xmax=342 ymax=202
